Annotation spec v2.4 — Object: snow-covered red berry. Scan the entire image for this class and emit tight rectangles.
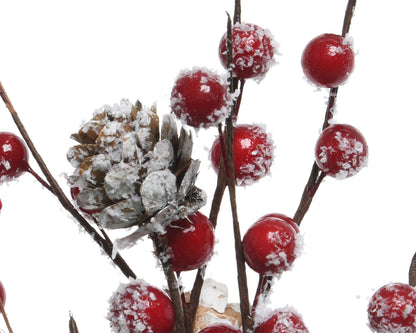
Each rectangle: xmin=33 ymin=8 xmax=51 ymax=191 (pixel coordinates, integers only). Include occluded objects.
xmin=301 ymin=33 xmax=354 ymax=88
xmin=315 ymin=123 xmax=368 ymax=179
xmin=108 ymin=279 xmax=175 ymax=333
xmin=0 ymin=132 xmax=29 ymax=183
xmin=210 ymin=124 xmax=274 ymax=186
xmin=368 ymin=282 xmax=416 ymax=333
xmin=0 ymin=280 xmax=6 ymax=306
xmin=199 ymin=323 xmax=241 ymax=333
xmin=170 ymin=67 xmax=232 ymax=128
xmin=242 ymin=213 xmax=301 ymax=276
xmin=164 ymin=211 xmax=215 ymax=272
xmin=219 ymin=22 xmax=278 ymax=81
xmin=254 ymin=308 xmax=309 ymax=333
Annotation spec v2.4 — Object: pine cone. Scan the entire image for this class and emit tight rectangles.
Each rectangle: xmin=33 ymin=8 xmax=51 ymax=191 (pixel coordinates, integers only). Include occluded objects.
xmin=67 ymin=98 xmax=206 ymax=248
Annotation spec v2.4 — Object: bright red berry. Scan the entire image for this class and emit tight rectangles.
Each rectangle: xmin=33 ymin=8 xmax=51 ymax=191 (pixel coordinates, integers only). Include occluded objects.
xmin=315 ymin=123 xmax=368 ymax=179
xmin=199 ymin=323 xmax=241 ymax=333
xmin=368 ymin=282 xmax=416 ymax=333
xmin=210 ymin=124 xmax=274 ymax=186
xmin=108 ymin=279 xmax=175 ymax=333
xmin=0 ymin=132 xmax=29 ymax=182
xmin=0 ymin=280 xmax=6 ymax=306
xmin=164 ymin=211 xmax=215 ymax=273
xmin=254 ymin=308 xmax=309 ymax=333
xmin=301 ymin=33 xmax=354 ymax=88
xmin=219 ymin=22 xmax=278 ymax=81
xmin=242 ymin=213 xmax=301 ymax=276
xmin=170 ymin=67 xmax=232 ymax=128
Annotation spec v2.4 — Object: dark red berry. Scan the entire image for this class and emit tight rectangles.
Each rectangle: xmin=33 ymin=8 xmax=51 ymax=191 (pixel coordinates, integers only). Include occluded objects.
xmin=210 ymin=124 xmax=274 ymax=186
xmin=301 ymin=33 xmax=354 ymax=88
xmin=254 ymin=308 xmax=309 ymax=333
xmin=199 ymin=323 xmax=241 ymax=333
xmin=368 ymin=282 xmax=416 ymax=333
xmin=315 ymin=123 xmax=368 ymax=179
xmin=108 ymin=280 xmax=175 ymax=333
xmin=170 ymin=67 xmax=232 ymax=128
xmin=0 ymin=132 xmax=29 ymax=182
xmin=243 ymin=213 xmax=301 ymax=276
xmin=219 ymin=22 xmax=278 ymax=81
xmin=0 ymin=280 xmax=6 ymax=306
xmin=164 ymin=211 xmax=215 ymax=272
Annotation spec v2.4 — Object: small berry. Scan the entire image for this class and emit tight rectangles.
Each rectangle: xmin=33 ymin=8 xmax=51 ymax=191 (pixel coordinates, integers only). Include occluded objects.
xmin=199 ymin=323 xmax=241 ymax=333
xmin=210 ymin=124 xmax=274 ymax=186
xmin=0 ymin=132 xmax=29 ymax=183
xmin=368 ymin=282 xmax=416 ymax=333
xmin=301 ymin=33 xmax=354 ymax=88
xmin=0 ymin=280 xmax=6 ymax=306
xmin=242 ymin=213 xmax=301 ymax=276
xmin=164 ymin=211 xmax=215 ymax=272
xmin=219 ymin=22 xmax=278 ymax=81
xmin=254 ymin=308 xmax=309 ymax=333
xmin=108 ymin=279 xmax=175 ymax=333
xmin=315 ymin=123 xmax=368 ymax=179
xmin=170 ymin=67 xmax=232 ymax=128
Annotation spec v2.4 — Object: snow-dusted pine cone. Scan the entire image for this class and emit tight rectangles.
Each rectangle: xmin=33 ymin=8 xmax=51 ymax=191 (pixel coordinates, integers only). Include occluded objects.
xmin=67 ymin=98 xmax=206 ymax=247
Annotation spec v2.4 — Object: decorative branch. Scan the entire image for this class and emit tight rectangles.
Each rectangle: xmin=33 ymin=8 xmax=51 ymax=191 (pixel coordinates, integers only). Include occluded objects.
xmin=0 ymin=298 xmax=13 ymax=333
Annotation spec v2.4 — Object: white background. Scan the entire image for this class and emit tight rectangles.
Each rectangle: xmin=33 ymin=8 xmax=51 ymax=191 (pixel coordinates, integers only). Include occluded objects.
xmin=1 ymin=0 xmax=416 ymax=332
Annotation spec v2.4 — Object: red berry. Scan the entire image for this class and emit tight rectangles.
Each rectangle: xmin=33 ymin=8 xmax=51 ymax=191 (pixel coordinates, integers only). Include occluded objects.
xmin=301 ymin=33 xmax=354 ymax=88
xmin=315 ymin=123 xmax=368 ymax=179
xmin=164 ymin=211 xmax=215 ymax=272
xmin=368 ymin=282 xmax=416 ymax=333
xmin=0 ymin=132 xmax=29 ymax=182
xmin=170 ymin=67 xmax=232 ymax=128
xmin=254 ymin=308 xmax=309 ymax=333
xmin=0 ymin=280 xmax=6 ymax=306
xmin=108 ymin=280 xmax=175 ymax=333
xmin=199 ymin=323 xmax=241 ymax=333
xmin=210 ymin=124 xmax=274 ymax=186
xmin=242 ymin=213 xmax=301 ymax=276
xmin=219 ymin=23 xmax=278 ymax=81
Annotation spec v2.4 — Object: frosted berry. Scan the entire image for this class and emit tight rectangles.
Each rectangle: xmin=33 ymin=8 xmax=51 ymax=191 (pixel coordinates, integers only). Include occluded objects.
xmin=210 ymin=124 xmax=274 ymax=186
xmin=315 ymin=123 xmax=368 ymax=179
xmin=301 ymin=33 xmax=354 ymax=88
xmin=199 ymin=324 xmax=241 ymax=333
xmin=0 ymin=132 xmax=29 ymax=182
xmin=170 ymin=67 xmax=232 ymax=128
xmin=219 ymin=22 xmax=277 ymax=81
xmin=0 ymin=280 xmax=6 ymax=306
xmin=243 ymin=213 xmax=301 ymax=276
xmin=108 ymin=280 xmax=175 ymax=333
xmin=164 ymin=211 xmax=215 ymax=272
xmin=254 ymin=308 xmax=309 ymax=333
xmin=368 ymin=282 xmax=416 ymax=333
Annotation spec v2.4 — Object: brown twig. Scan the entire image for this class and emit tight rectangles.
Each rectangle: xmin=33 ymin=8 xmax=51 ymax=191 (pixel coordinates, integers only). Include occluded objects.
xmin=0 ymin=298 xmax=13 ymax=333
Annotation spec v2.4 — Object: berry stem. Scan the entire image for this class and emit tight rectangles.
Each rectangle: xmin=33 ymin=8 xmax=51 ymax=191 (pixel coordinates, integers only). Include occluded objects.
xmin=0 ymin=298 xmax=13 ymax=333
xmin=409 ymin=252 xmax=416 ymax=287
xmin=251 ymin=275 xmax=273 ymax=318
xmin=0 ymin=80 xmax=137 ymax=280
xmin=26 ymin=165 xmax=54 ymax=194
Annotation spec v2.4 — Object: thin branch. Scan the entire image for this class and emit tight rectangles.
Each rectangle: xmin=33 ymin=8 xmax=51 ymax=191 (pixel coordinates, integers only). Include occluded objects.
xmin=0 ymin=299 xmax=13 ymax=333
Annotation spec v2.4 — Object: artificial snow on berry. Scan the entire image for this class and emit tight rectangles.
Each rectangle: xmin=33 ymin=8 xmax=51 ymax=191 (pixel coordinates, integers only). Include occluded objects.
xmin=163 ymin=211 xmax=215 ymax=272
xmin=254 ymin=308 xmax=309 ymax=333
xmin=107 ymin=279 xmax=175 ymax=333
xmin=368 ymin=282 xmax=416 ymax=333
xmin=199 ymin=323 xmax=241 ymax=333
xmin=0 ymin=280 xmax=6 ymax=306
xmin=219 ymin=22 xmax=278 ymax=81
xmin=242 ymin=213 xmax=302 ymax=276
xmin=0 ymin=132 xmax=29 ymax=183
xmin=315 ymin=123 xmax=368 ymax=179
xmin=210 ymin=124 xmax=274 ymax=186
xmin=170 ymin=67 xmax=232 ymax=128
xmin=301 ymin=33 xmax=354 ymax=88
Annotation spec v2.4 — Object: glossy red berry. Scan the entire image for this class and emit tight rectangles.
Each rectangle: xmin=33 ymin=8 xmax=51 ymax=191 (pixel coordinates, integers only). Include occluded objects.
xmin=254 ymin=308 xmax=309 ymax=333
xmin=315 ymin=123 xmax=368 ymax=179
xmin=219 ymin=22 xmax=278 ymax=81
xmin=170 ymin=67 xmax=232 ymax=128
xmin=301 ymin=33 xmax=354 ymax=88
xmin=108 ymin=279 xmax=175 ymax=333
xmin=0 ymin=132 xmax=29 ymax=182
xmin=199 ymin=323 xmax=241 ymax=333
xmin=164 ymin=211 xmax=215 ymax=272
xmin=368 ymin=282 xmax=416 ymax=333
xmin=242 ymin=213 xmax=301 ymax=276
xmin=0 ymin=280 xmax=6 ymax=306
xmin=210 ymin=124 xmax=274 ymax=186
